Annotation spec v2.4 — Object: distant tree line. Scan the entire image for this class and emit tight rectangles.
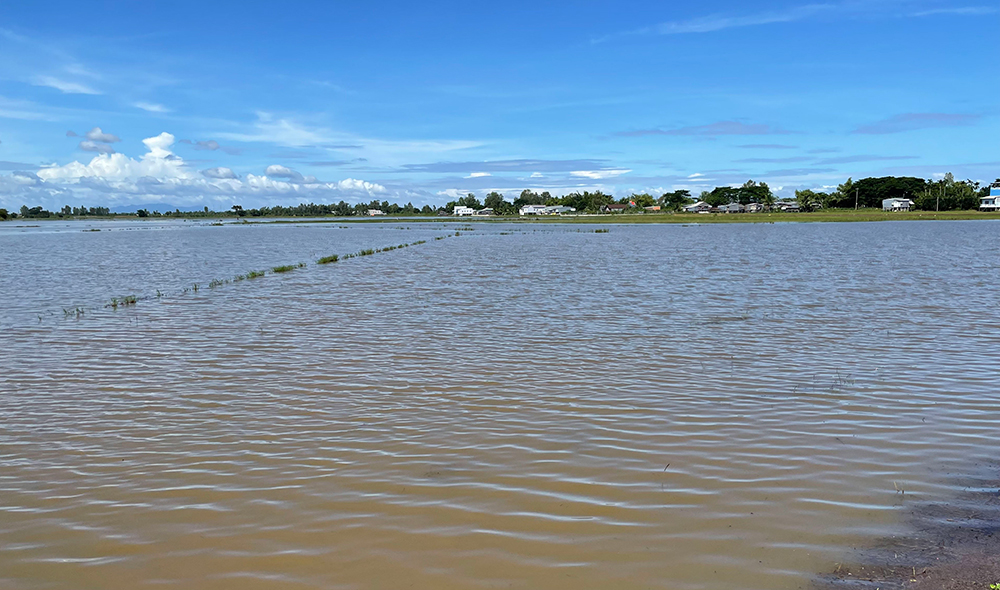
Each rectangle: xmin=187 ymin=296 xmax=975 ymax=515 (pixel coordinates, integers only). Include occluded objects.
xmin=2 ymin=174 xmax=996 ymax=220
xmin=794 ymin=174 xmax=991 ymax=212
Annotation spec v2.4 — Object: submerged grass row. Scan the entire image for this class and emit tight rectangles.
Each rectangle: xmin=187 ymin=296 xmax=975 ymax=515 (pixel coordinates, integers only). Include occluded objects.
xmin=93 ymin=237 xmax=442 ymax=314
xmin=315 ymin=239 xmax=428 ymax=265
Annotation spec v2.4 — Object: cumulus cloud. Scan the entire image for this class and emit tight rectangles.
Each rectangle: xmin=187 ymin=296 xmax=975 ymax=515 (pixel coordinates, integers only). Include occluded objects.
xmin=201 ymin=167 xmax=239 ymax=179
xmin=265 ymin=164 xmax=304 ymax=182
xmin=2 ymin=131 xmax=387 ymax=209
xmin=85 ymin=127 xmax=121 ymax=143
xmin=32 ymin=75 xmax=100 ymax=95
xmin=78 ymin=141 xmax=115 ymax=154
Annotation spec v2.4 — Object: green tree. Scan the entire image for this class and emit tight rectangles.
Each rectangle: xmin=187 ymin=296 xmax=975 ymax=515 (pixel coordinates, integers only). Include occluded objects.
xmin=458 ymin=193 xmax=483 ymax=210
xmin=231 ymin=204 xmax=246 ymax=217
xmin=136 ymin=209 xmax=149 ymax=218
xmin=738 ymin=180 xmax=774 ymax=206
xmin=659 ymin=190 xmax=692 ymax=211
xmin=704 ymin=186 xmax=738 ymax=207
xmin=629 ymin=193 xmax=656 ymax=208
xmin=484 ymin=191 xmax=515 ymax=215
xmin=0 ymin=208 xmax=8 ymax=220
xmin=794 ymin=189 xmax=826 ymax=212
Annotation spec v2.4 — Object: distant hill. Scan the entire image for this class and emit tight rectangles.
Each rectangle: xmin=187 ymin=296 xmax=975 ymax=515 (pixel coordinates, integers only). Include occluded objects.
xmin=111 ymin=203 xmax=207 ymax=213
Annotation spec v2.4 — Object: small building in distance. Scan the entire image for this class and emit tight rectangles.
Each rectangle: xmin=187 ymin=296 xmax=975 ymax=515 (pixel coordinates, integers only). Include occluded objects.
xmin=774 ymin=201 xmax=800 ymax=212
xmin=746 ymin=202 xmax=765 ymax=213
xmin=519 ymin=204 xmax=547 ymax=215
xmin=644 ymin=205 xmax=661 ymax=212
xmin=882 ymin=198 xmax=913 ymax=212
xmin=474 ymin=208 xmax=494 ymax=216
xmin=601 ymin=204 xmax=630 ymax=213
xmin=367 ymin=209 xmax=385 ymax=216
xmin=719 ymin=203 xmax=745 ymax=213
xmin=453 ymin=206 xmax=475 ymax=216
xmin=544 ymin=205 xmax=576 ymax=215
xmin=682 ymin=201 xmax=712 ymax=213
xmin=979 ymin=184 xmax=1000 ymax=211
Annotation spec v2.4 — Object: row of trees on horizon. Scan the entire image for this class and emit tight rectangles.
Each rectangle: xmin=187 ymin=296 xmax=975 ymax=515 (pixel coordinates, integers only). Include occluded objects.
xmin=2 ymin=174 xmax=996 ymax=220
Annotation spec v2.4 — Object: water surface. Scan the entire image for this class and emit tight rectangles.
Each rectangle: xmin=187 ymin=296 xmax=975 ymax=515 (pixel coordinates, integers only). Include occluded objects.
xmin=1 ymin=219 xmax=998 ymax=590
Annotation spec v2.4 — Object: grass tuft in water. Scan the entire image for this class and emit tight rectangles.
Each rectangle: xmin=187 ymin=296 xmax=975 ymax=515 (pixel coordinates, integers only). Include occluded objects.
xmin=318 ymin=254 xmax=339 ymax=264
xmin=246 ymin=270 xmax=266 ymax=279
xmin=271 ymin=265 xmax=296 ymax=273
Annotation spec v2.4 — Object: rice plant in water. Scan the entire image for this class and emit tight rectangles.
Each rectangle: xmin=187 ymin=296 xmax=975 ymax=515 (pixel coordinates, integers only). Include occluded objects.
xmin=318 ymin=254 xmax=339 ymax=264
xmin=246 ymin=270 xmax=266 ymax=279
xmin=271 ymin=265 xmax=296 ymax=273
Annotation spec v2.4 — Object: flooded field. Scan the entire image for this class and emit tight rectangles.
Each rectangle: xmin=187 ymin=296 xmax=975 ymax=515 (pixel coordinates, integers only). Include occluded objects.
xmin=1 ymin=219 xmax=998 ymax=590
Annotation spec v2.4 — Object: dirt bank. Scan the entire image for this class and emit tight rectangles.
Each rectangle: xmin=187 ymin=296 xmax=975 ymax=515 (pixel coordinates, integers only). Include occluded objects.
xmin=817 ymin=463 xmax=1000 ymax=589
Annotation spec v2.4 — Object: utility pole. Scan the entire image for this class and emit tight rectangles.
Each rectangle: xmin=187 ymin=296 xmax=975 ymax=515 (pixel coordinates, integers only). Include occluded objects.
xmin=855 ymin=188 xmax=859 ymax=210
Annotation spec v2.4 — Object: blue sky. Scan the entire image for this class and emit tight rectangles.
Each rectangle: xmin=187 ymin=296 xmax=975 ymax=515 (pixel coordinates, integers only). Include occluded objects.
xmin=0 ymin=0 xmax=997 ymax=209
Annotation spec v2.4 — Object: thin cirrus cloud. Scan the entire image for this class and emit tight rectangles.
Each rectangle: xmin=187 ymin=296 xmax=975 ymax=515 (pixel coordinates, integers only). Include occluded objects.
xmin=570 ymin=169 xmax=631 ymax=179
xmin=401 ymin=159 xmax=616 ymax=174
xmin=31 ymin=75 xmax=100 ymax=95
xmin=134 ymin=102 xmax=170 ymax=113
xmin=852 ymin=113 xmax=983 ymax=134
xmin=737 ymin=144 xmax=798 ymax=149
xmin=595 ymin=3 xmax=996 ymax=43
xmin=911 ymin=6 xmax=998 ymax=16
xmin=735 ymin=156 xmax=813 ymax=163
xmin=465 ymin=172 xmax=492 ymax=178
xmin=617 ymin=121 xmax=790 ymax=137
xmin=593 ymin=4 xmax=834 ymax=42
xmin=814 ymin=155 xmax=918 ymax=165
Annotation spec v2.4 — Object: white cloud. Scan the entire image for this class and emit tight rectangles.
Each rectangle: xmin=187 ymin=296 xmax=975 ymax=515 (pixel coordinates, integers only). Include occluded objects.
xmin=4 ymin=130 xmax=388 ymax=209
xmin=32 ymin=75 xmax=100 ymax=95
xmin=78 ymin=140 xmax=115 ymax=154
xmin=688 ymin=173 xmax=704 ymax=178
xmin=465 ymin=172 xmax=491 ymax=178
xmin=216 ymin=112 xmax=482 ymax=165
xmin=436 ymin=188 xmax=468 ymax=199
xmin=85 ymin=127 xmax=120 ymax=143
xmin=530 ymin=172 xmax=544 ymax=178
xmin=570 ymin=169 xmax=631 ymax=179
xmin=201 ymin=167 xmax=239 ymax=180
xmin=265 ymin=164 xmax=304 ymax=181
xmin=134 ymin=102 xmax=170 ymax=113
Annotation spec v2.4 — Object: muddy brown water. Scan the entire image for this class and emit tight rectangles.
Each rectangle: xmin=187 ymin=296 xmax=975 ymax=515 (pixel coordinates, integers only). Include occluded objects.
xmin=1 ymin=219 xmax=998 ymax=590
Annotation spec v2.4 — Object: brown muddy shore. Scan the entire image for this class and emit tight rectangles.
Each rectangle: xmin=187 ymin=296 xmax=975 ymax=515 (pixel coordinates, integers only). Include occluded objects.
xmin=817 ymin=462 xmax=1000 ymax=589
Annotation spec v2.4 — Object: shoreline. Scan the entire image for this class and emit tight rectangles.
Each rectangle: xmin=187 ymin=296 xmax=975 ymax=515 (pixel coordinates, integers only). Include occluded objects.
xmin=5 ymin=209 xmax=1000 ymax=225
xmin=817 ymin=462 xmax=1000 ymax=589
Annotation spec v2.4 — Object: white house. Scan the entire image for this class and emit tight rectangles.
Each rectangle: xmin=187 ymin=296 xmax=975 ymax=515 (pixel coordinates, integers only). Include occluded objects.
xmin=682 ymin=201 xmax=712 ymax=213
xmin=882 ymin=198 xmax=914 ymax=211
xmin=746 ymin=202 xmax=765 ymax=213
xmin=544 ymin=206 xmax=576 ymax=215
xmin=367 ymin=209 xmax=385 ymax=216
xmin=453 ymin=206 xmax=475 ymax=216
xmin=980 ymin=186 xmax=1000 ymax=211
xmin=520 ymin=204 xmax=547 ymax=215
